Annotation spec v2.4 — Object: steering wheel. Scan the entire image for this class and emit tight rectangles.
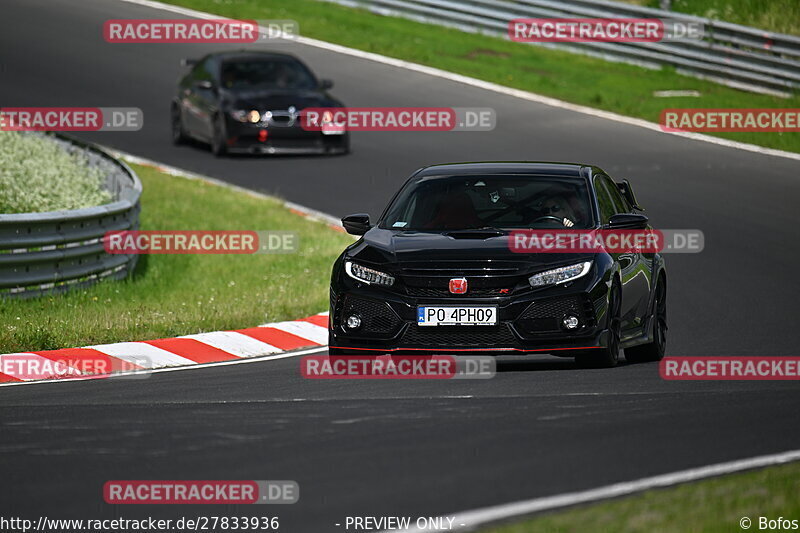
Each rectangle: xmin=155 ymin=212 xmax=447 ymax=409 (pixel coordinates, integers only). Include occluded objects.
xmin=532 ymin=215 xmax=564 ymax=225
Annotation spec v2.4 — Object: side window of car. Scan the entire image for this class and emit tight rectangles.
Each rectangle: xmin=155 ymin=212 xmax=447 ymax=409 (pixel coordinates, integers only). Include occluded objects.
xmin=601 ymin=175 xmax=631 ymax=214
xmin=193 ymin=57 xmax=216 ymax=84
xmin=593 ymin=176 xmax=616 ymax=224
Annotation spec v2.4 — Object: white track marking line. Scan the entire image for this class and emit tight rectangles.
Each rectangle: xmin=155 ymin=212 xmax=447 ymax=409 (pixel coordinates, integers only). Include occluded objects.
xmin=0 ymin=353 xmax=84 ymax=380
xmin=382 ymin=449 xmax=800 ymax=532
xmin=89 ymin=342 xmax=197 ymax=368
xmin=262 ymin=321 xmax=328 ymax=345
xmin=117 ymin=0 xmax=800 ymax=162
xmin=180 ymin=331 xmax=281 ymax=357
xmin=0 ymin=346 xmax=328 ymax=388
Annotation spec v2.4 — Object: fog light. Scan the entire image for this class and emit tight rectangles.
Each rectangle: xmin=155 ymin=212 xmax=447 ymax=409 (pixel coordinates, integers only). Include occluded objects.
xmin=562 ymin=314 xmax=580 ymax=330
xmin=346 ymin=315 xmax=362 ymax=329
xmin=258 ymin=129 xmax=268 ymax=142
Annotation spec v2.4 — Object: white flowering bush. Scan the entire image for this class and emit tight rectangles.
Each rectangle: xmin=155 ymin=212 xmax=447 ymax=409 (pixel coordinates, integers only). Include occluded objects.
xmin=0 ymin=132 xmax=112 ymax=214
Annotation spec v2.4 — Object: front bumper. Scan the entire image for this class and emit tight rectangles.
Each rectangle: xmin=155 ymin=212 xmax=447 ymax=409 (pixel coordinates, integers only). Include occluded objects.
xmin=329 ymin=278 xmax=611 ymax=355
xmin=224 ymin=119 xmax=348 ymax=154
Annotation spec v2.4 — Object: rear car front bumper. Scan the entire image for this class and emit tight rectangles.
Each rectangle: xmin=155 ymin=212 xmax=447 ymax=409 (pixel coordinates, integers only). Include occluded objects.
xmin=224 ymin=119 xmax=349 ymax=154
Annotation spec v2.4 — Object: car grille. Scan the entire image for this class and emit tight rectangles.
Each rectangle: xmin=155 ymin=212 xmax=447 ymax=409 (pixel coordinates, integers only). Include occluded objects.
xmin=517 ymin=295 xmax=595 ymax=333
xmin=267 ymin=110 xmax=297 ymax=126
xmin=399 ymin=260 xmax=527 ymax=298
xmin=406 ymin=286 xmax=506 ymax=298
xmin=340 ymin=295 xmax=402 ymax=337
xmin=401 ymin=324 xmax=517 ymax=347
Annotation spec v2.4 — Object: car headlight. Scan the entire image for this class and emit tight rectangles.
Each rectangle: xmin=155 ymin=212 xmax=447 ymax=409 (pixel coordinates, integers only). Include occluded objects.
xmin=231 ymin=110 xmax=261 ymax=123
xmin=345 ymin=261 xmax=395 ymax=286
xmin=529 ymin=261 xmax=592 ymax=287
xmin=322 ymin=110 xmax=334 ymax=123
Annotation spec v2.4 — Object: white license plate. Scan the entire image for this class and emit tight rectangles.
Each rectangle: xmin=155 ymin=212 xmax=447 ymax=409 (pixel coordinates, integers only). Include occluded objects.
xmin=417 ymin=306 xmax=498 ymax=326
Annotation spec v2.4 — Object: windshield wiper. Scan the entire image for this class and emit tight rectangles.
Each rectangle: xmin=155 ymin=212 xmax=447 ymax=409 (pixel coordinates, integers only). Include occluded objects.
xmin=444 ymin=227 xmax=507 ymax=238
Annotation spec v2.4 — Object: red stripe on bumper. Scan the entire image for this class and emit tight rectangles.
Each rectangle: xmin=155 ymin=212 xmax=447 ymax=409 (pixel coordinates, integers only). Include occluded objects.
xmin=331 ymin=346 xmax=602 ymax=353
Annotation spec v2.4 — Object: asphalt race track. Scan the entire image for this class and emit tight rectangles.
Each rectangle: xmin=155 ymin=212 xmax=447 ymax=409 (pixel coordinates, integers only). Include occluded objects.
xmin=1 ymin=0 xmax=799 ymax=530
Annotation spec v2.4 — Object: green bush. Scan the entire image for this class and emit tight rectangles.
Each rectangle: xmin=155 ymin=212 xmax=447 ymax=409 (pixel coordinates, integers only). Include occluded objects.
xmin=0 ymin=132 xmax=111 ymax=214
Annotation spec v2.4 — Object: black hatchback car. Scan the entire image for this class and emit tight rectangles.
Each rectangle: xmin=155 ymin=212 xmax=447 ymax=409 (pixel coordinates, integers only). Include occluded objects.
xmin=329 ymin=162 xmax=667 ymax=367
xmin=171 ymin=50 xmax=349 ymax=155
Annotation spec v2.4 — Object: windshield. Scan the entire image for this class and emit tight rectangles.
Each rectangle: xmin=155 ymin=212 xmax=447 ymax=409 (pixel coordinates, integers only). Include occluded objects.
xmin=380 ymin=174 xmax=594 ymax=230
xmin=220 ymin=59 xmax=317 ymax=90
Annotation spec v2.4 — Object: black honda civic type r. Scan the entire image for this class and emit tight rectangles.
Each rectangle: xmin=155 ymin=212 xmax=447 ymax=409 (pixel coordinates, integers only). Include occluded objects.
xmin=328 ymin=162 xmax=667 ymax=367
xmin=171 ymin=50 xmax=349 ymax=156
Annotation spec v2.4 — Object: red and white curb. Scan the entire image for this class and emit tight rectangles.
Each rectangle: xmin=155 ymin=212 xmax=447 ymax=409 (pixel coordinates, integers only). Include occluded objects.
xmin=0 ymin=312 xmax=329 ymax=385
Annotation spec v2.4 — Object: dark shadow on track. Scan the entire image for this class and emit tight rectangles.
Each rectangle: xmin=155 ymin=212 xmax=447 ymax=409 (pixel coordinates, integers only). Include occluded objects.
xmin=495 ymin=356 xmax=635 ymax=372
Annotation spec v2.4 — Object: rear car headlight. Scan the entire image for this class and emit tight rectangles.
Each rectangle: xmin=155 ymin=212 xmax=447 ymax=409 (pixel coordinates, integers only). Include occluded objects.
xmin=231 ymin=110 xmax=261 ymax=123
xmin=529 ymin=261 xmax=591 ymax=287
xmin=345 ymin=261 xmax=395 ymax=286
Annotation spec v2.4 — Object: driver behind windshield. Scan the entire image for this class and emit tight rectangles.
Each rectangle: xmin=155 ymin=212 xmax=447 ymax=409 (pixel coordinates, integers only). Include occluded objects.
xmin=535 ymin=194 xmax=579 ymax=228
xmin=220 ymin=59 xmax=316 ymax=91
xmin=382 ymin=175 xmax=592 ymax=231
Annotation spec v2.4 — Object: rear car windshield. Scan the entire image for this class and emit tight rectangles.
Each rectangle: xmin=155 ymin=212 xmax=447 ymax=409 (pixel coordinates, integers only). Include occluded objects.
xmin=220 ymin=59 xmax=317 ymax=90
xmin=380 ymin=174 xmax=594 ymax=230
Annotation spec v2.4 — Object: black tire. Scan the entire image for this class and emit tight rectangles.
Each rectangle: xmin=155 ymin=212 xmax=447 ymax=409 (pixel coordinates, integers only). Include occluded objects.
xmin=625 ymin=277 xmax=667 ymax=363
xmin=576 ymin=281 xmax=621 ymax=369
xmin=171 ymin=104 xmax=187 ymax=145
xmin=210 ymin=114 xmax=227 ymax=157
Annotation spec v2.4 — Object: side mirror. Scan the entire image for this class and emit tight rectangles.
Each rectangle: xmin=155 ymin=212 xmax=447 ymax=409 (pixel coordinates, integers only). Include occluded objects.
xmin=319 ymin=79 xmax=334 ymax=90
xmin=342 ymin=213 xmax=371 ymax=235
xmin=608 ymin=213 xmax=649 ymax=230
xmin=194 ymin=80 xmax=215 ymax=91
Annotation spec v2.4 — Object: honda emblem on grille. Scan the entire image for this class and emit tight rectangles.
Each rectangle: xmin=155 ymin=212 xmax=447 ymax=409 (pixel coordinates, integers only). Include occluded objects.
xmin=449 ymin=278 xmax=468 ymax=294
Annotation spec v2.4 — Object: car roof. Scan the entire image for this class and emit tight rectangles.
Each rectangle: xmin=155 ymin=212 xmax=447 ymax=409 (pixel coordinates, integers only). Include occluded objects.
xmin=414 ymin=162 xmax=593 ymax=180
xmin=208 ymin=50 xmax=303 ymax=63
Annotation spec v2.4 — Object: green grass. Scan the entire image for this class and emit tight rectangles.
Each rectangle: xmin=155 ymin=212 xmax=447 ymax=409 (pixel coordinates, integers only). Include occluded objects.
xmin=481 ymin=461 xmax=800 ymax=533
xmin=0 ymin=132 xmax=111 ymax=214
xmin=0 ymin=163 xmax=352 ymax=352
xmin=163 ymin=0 xmax=799 ymax=153
xmin=637 ymin=0 xmax=800 ymax=36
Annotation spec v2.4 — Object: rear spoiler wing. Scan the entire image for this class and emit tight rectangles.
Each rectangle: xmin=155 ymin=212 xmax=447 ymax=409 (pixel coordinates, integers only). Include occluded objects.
xmin=616 ymin=179 xmax=644 ymax=211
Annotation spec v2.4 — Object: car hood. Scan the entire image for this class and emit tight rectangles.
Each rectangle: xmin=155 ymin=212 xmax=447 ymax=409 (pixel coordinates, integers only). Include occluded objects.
xmin=349 ymin=228 xmax=595 ymax=268
xmin=223 ymin=89 xmax=335 ymax=110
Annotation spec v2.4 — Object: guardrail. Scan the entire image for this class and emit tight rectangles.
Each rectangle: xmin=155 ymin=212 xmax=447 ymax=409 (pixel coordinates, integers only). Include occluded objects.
xmin=323 ymin=0 xmax=800 ymax=96
xmin=0 ymin=133 xmax=141 ymax=299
